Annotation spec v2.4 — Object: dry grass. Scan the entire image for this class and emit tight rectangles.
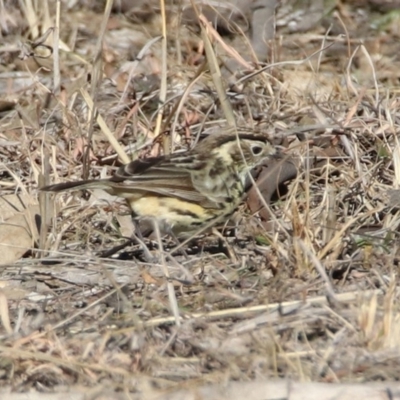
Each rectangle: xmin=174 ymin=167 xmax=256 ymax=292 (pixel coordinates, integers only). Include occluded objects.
xmin=1 ymin=0 xmax=400 ymax=398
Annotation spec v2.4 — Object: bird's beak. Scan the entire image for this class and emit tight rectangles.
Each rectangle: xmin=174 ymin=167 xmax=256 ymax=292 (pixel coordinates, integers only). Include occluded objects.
xmin=272 ymin=145 xmax=287 ymax=159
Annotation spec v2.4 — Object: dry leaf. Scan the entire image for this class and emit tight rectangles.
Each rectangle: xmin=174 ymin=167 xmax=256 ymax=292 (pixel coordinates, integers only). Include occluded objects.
xmin=116 ymin=214 xmax=135 ymax=237
xmin=0 ymin=194 xmax=36 ymax=221
xmin=0 ymin=290 xmax=12 ymax=334
xmin=141 ymin=270 xmax=161 ymax=285
xmin=0 ymin=200 xmax=40 ymax=265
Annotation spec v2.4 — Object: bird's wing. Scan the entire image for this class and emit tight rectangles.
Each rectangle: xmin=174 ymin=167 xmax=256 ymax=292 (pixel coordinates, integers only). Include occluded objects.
xmin=42 ymin=154 xmax=218 ymax=208
xmin=112 ymin=153 xmax=200 ymax=182
xmin=108 ymin=176 xmax=219 ymax=209
xmin=105 ymin=155 xmax=217 ymax=207
xmin=41 ymin=155 xmax=186 ymax=191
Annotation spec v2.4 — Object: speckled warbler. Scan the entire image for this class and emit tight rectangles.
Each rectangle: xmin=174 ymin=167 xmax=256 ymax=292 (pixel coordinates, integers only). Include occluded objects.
xmin=41 ymin=130 xmax=277 ymax=236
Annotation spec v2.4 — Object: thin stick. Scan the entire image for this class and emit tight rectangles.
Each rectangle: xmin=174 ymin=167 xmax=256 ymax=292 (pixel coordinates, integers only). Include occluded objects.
xmin=197 ymin=8 xmax=235 ymax=127
xmin=52 ymin=0 xmax=60 ymax=95
xmin=115 ymin=288 xmax=387 ymax=330
xmin=153 ymin=221 xmax=181 ymax=327
xmin=296 ymin=238 xmax=338 ymax=303
xmin=153 ymin=0 xmax=168 ymax=140
xmin=80 ymin=89 xmax=130 ymax=163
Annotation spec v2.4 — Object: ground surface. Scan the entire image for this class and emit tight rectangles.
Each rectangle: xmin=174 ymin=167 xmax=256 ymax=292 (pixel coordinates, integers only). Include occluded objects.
xmin=1 ymin=0 xmax=400 ymax=398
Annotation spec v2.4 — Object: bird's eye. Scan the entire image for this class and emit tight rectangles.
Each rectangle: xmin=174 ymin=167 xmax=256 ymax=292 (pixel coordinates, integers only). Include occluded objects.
xmin=251 ymin=145 xmax=264 ymax=155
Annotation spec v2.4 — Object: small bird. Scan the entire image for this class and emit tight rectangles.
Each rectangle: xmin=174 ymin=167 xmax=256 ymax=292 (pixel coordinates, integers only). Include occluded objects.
xmin=41 ymin=130 xmax=277 ymax=237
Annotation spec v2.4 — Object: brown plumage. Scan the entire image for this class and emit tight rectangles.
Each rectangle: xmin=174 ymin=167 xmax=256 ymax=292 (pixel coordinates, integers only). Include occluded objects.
xmin=42 ymin=131 xmax=277 ymax=236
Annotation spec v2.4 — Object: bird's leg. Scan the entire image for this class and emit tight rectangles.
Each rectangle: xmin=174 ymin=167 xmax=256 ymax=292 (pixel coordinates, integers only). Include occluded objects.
xmin=98 ymin=218 xmax=154 ymax=261
xmin=132 ymin=218 xmax=157 ymax=263
xmin=164 ymin=226 xmax=189 ymax=260
xmin=211 ymin=227 xmax=238 ymax=263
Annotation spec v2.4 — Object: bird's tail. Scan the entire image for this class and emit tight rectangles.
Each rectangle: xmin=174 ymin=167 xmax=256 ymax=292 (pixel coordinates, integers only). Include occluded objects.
xmin=41 ymin=179 xmax=113 ymax=193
